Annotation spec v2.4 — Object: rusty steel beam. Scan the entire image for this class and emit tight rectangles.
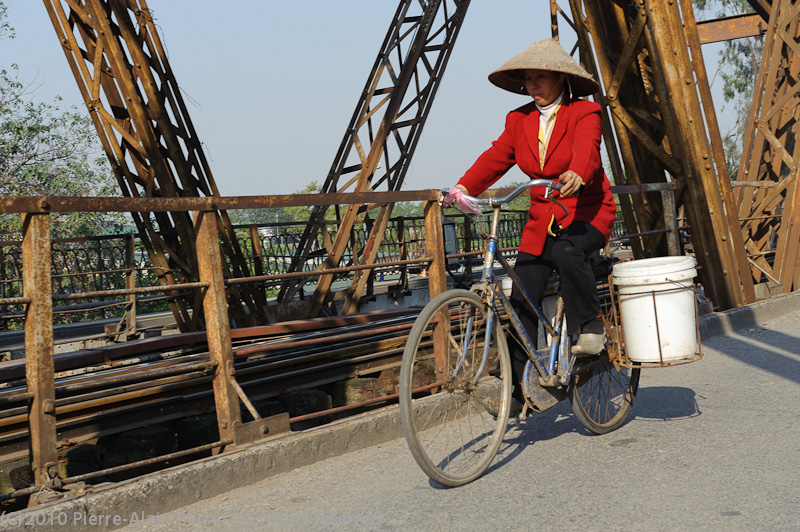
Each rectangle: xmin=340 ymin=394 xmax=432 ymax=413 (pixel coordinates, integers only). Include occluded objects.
xmin=696 ymin=12 xmax=767 ymax=44
xmin=0 ymin=190 xmax=438 ymax=215
xmin=196 ymin=211 xmax=241 ymax=449
xmin=0 ymin=311 xmax=427 ymax=464
xmin=565 ymin=1 xmax=643 ymax=260
xmin=736 ymin=0 xmax=800 ymax=294
xmin=0 ymin=310 xmax=420 ymax=384
xmin=566 ymin=0 xmax=755 ymax=309
xmin=124 ymin=233 xmax=137 ymax=339
xmin=422 ymin=200 xmax=447 ymax=303
xmin=551 ymin=0 xmax=560 ymax=40
xmin=423 ymin=199 xmax=449 ymax=383
xmin=42 ymin=0 xmax=267 ymax=331
xmin=680 ymin=0 xmax=757 ymax=304
xmin=646 ymin=0 xmax=752 ymax=307
xmin=61 ymin=439 xmax=233 ymax=485
xmin=279 ymin=0 xmax=471 ymax=316
xmin=573 ymin=0 xmax=672 ymax=259
xmin=747 ymin=0 xmax=773 ymax=20
xmin=21 ymin=214 xmax=59 ymax=490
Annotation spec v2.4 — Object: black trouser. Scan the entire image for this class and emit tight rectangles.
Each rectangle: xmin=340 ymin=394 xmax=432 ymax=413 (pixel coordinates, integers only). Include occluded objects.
xmin=508 ymin=221 xmax=605 ymax=390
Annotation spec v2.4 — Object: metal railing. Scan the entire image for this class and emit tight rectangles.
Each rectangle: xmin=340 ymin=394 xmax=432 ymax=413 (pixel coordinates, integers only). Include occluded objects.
xmin=0 ymin=182 xmax=688 ymax=502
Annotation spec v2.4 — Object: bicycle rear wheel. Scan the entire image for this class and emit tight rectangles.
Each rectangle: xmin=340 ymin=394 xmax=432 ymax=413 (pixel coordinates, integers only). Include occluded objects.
xmin=569 ymin=356 xmax=639 ymax=434
xmin=399 ymin=289 xmax=511 ymax=487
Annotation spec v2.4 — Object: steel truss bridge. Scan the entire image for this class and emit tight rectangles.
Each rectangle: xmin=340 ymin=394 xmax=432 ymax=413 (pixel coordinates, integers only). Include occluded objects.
xmin=36 ymin=0 xmax=800 ymax=322
xmin=0 ymin=0 xmax=797 ymax=507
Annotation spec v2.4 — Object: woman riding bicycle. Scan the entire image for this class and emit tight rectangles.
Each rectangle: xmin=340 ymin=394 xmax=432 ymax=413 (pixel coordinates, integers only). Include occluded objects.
xmin=442 ymin=38 xmax=616 ymax=406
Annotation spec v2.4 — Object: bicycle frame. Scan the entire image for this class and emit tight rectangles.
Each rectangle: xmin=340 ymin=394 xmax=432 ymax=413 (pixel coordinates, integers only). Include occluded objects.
xmin=446 ymin=179 xmax=575 ymax=389
xmin=471 ymin=205 xmax=571 ymax=386
xmin=399 ymin=181 xmax=641 ymax=487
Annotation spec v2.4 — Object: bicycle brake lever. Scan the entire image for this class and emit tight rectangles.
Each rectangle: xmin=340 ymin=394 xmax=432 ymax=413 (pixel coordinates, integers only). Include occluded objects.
xmin=550 ymin=197 xmax=569 ymax=217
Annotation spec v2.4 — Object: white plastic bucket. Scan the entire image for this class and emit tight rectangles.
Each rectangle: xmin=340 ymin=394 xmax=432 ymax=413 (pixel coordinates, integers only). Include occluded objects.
xmin=612 ymin=256 xmax=698 ymax=363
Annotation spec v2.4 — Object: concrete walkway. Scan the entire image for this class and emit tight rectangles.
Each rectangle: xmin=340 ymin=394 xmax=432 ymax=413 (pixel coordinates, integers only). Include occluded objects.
xmin=104 ymin=307 xmax=800 ymax=531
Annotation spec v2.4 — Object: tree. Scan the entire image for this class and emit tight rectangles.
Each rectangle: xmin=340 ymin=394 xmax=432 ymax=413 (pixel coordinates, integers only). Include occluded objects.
xmin=0 ymin=2 xmax=125 ymax=240
xmin=392 ymin=201 xmax=423 ymax=218
xmin=227 ymin=180 xmax=327 ymax=229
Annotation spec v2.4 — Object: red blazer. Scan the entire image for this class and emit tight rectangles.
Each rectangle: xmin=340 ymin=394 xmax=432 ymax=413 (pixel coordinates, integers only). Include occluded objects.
xmin=457 ymin=98 xmax=617 ymax=256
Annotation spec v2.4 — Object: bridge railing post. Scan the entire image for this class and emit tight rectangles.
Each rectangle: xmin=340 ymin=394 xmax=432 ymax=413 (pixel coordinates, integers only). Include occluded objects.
xmin=423 ymin=200 xmax=448 ymax=382
xmin=22 ymin=212 xmax=59 ymax=492
xmin=195 ymin=210 xmax=241 ymax=451
xmin=125 ymin=233 xmax=137 ymax=338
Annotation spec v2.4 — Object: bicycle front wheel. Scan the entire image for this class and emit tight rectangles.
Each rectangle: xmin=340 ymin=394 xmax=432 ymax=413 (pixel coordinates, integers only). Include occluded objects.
xmin=399 ymin=289 xmax=511 ymax=487
xmin=569 ymin=357 xmax=639 ymax=434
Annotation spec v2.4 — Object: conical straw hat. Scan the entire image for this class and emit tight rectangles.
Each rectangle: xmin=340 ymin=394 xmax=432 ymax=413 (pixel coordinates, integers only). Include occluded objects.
xmin=488 ymin=38 xmax=600 ymax=97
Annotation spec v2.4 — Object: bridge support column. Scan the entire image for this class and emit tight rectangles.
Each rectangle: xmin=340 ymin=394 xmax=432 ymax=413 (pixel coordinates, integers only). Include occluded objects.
xmin=196 ymin=211 xmax=241 ymax=451
xmin=23 ymin=213 xmax=59 ymax=494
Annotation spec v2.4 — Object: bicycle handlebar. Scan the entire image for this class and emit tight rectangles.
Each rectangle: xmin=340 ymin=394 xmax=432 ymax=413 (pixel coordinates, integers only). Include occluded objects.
xmin=442 ymin=179 xmax=564 ymax=209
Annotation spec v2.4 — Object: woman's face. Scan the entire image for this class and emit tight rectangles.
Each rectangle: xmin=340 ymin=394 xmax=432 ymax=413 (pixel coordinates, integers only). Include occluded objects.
xmin=523 ymin=69 xmax=565 ymax=106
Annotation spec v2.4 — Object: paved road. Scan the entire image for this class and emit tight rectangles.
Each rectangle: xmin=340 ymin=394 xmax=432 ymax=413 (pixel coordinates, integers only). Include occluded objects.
xmin=120 ymin=310 xmax=800 ymax=532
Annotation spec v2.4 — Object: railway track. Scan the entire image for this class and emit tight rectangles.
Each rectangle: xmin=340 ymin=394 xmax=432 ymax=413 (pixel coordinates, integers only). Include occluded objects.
xmin=0 ymin=307 xmax=454 ymax=508
xmin=0 ymin=271 xmax=615 ymax=507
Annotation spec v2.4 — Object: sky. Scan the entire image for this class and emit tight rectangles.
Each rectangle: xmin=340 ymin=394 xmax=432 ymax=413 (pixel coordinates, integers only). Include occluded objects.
xmin=1 ymin=1 xmax=733 ymax=197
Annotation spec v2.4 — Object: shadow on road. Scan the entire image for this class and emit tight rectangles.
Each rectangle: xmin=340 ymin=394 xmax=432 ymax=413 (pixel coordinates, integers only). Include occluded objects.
xmin=451 ymin=383 xmax=703 ymax=487
xmin=630 ymin=386 xmax=702 ymax=422
xmin=425 ymin=401 xmax=577 ymax=489
xmin=702 ymin=303 xmax=800 ymax=386
xmin=709 ymin=329 xmax=800 ymax=385
xmin=426 ymin=304 xmax=800 ymax=488
xmin=477 ymin=401 xmax=577 ymax=485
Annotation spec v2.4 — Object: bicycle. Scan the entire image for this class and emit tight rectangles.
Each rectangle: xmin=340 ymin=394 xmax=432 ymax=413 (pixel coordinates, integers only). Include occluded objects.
xmin=399 ymin=179 xmax=640 ymax=487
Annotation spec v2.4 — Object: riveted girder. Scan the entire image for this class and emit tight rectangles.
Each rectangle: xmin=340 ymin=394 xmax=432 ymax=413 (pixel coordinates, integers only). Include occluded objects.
xmin=562 ymin=0 xmax=756 ymax=309
xmin=43 ymin=0 xmax=266 ymax=330
xmin=278 ymin=0 xmax=471 ymax=315
xmin=736 ymin=0 xmax=800 ymax=294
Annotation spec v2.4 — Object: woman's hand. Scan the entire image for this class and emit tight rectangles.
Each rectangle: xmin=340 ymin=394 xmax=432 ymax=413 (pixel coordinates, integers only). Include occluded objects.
xmin=441 ymin=185 xmax=482 ymax=215
xmin=558 ymin=170 xmax=585 ymax=197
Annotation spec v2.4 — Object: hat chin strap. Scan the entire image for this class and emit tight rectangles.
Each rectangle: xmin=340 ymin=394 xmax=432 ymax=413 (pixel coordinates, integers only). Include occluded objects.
xmin=539 ymin=78 xmax=566 ymax=104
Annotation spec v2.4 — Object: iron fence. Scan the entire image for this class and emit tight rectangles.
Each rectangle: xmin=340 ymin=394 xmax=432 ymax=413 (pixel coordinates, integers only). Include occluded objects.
xmin=0 ymin=210 xmax=531 ymax=329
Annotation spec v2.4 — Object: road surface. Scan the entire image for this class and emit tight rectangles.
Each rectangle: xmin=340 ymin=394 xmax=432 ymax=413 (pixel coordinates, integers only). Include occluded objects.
xmin=117 ymin=309 xmax=800 ymax=531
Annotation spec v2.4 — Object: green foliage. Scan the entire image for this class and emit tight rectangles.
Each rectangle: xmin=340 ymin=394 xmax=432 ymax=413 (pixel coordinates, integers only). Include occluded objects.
xmin=392 ymin=201 xmax=423 ymax=218
xmin=0 ymin=5 xmax=125 ymax=240
xmin=227 ymin=180 xmax=327 ymax=227
xmin=284 ymin=180 xmax=326 ymax=223
xmin=228 ymin=181 xmax=431 ymax=226
xmin=0 ymin=2 xmax=11 ymax=41
xmin=503 ymin=181 xmax=532 ymax=211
